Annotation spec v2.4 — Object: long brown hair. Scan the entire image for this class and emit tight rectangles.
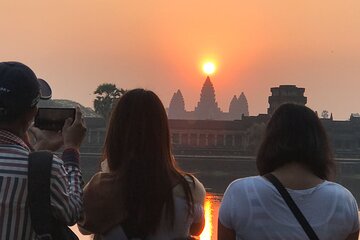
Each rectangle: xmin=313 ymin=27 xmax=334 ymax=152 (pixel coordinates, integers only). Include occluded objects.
xmin=256 ymin=103 xmax=335 ymax=180
xmin=103 ymin=88 xmax=194 ymax=235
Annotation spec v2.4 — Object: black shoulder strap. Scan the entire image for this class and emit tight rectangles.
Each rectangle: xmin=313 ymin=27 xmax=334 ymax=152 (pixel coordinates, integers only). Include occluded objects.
xmin=28 ymin=151 xmax=54 ymax=236
xmin=264 ymin=173 xmax=319 ymax=240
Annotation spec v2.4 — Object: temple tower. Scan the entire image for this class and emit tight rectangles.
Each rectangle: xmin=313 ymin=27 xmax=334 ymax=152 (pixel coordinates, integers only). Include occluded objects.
xmin=194 ymin=76 xmax=222 ymax=119
xmin=229 ymin=95 xmax=238 ymax=114
xmin=168 ymin=89 xmax=186 ymax=119
xmin=238 ymin=92 xmax=249 ymax=117
xmin=229 ymin=92 xmax=249 ymax=119
xmin=268 ymin=85 xmax=307 ymax=115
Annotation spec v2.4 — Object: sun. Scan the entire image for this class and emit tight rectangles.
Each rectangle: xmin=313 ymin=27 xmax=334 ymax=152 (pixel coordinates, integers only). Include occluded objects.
xmin=203 ymin=62 xmax=216 ymax=75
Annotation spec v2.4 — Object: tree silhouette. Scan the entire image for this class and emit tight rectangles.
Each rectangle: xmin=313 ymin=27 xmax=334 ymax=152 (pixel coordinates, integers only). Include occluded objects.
xmin=321 ymin=110 xmax=329 ymax=119
xmin=93 ymin=83 xmax=126 ymax=121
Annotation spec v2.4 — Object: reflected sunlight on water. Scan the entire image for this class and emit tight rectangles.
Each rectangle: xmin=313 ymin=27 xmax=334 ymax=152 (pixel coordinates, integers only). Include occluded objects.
xmin=200 ymin=200 xmax=212 ymax=240
xmin=200 ymin=193 xmax=221 ymax=240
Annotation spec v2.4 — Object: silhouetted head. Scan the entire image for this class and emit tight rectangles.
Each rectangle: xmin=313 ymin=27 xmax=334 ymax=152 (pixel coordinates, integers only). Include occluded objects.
xmin=104 ymin=88 xmax=174 ymax=173
xmin=0 ymin=62 xmax=52 ymax=123
xmin=256 ymin=103 xmax=335 ymax=180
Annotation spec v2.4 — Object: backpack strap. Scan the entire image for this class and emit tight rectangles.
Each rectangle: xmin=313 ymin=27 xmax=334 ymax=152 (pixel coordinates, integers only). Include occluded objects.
xmin=264 ymin=173 xmax=320 ymax=240
xmin=28 ymin=151 xmax=54 ymax=239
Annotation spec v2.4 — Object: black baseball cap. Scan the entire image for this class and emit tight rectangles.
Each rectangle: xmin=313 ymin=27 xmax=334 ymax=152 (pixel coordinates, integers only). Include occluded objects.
xmin=0 ymin=61 xmax=52 ymax=117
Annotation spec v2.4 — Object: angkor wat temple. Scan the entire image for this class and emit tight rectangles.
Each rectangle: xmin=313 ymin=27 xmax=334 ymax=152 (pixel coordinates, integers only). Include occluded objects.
xmin=168 ymin=76 xmax=249 ymax=120
xmin=41 ymin=84 xmax=360 ymax=158
xmin=168 ymin=85 xmax=360 ymax=158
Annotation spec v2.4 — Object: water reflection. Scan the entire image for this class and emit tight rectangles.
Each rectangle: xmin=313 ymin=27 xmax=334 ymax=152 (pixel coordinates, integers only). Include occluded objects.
xmin=200 ymin=200 xmax=212 ymax=240
xmin=200 ymin=193 xmax=221 ymax=240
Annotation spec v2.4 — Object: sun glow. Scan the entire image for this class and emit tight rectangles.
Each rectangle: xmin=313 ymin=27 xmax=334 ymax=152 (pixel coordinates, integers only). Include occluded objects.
xmin=203 ymin=62 xmax=216 ymax=75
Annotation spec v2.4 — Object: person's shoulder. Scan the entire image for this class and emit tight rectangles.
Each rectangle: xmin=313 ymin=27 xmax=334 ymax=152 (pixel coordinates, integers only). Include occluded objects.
xmin=80 ymin=172 xmax=125 ymax=233
xmin=185 ymin=174 xmax=204 ymax=189
xmin=85 ymin=172 xmax=117 ymax=189
xmin=188 ymin=175 xmax=206 ymax=203
xmin=225 ymin=175 xmax=260 ymax=192
xmin=322 ymin=181 xmax=357 ymax=201
xmin=173 ymin=174 xmax=206 ymax=203
xmin=83 ymin=172 xmax=119 ymax=199
xmin=83 ymin=172 xmax=122 ymax=207
xmin=91 ymin=171 xmax=115 ymax=180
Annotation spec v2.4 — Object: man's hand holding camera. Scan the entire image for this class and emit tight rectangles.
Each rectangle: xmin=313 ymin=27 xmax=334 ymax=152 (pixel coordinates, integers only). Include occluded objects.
xmin=28 ymin=106 xmax=86 ymax=151
xmin=62 ymin=106 xmax=87 ymax=150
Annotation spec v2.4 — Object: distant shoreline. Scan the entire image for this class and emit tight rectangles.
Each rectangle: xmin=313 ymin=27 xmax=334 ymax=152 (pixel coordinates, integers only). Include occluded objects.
xmin=78 ymin=152 xmax=360 ymax=162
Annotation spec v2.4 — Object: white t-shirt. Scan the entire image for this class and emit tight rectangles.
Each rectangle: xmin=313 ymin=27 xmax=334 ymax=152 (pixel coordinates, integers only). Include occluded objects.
xmin=219 ymin=176 xmax=359 ymax=240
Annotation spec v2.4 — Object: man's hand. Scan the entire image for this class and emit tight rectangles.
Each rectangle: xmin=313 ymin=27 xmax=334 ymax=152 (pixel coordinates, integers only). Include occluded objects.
xmin=62 ymin=106 xmax=87 ymax=150
xmin=28 ymin=127 xmax=64 ymax=151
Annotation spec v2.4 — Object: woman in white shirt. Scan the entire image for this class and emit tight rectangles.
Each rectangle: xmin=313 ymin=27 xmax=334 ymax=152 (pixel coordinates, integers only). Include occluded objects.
xmin=218 ymin=103 xmax=359 ymax=240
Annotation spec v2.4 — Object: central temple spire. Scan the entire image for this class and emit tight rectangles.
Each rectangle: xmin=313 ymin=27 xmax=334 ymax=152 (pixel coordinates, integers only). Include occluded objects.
xmin=194 ymin=76 xmax=221 ymax=119
xmin=198 ymin=76 xmax=216 ymax=105
xmin=167 ymin=76 xmax=250 ymax=120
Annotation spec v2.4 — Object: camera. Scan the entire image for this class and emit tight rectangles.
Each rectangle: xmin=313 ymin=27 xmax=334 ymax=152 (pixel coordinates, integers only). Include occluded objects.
xmin=34 ymin=108 xmax=75 ymax=131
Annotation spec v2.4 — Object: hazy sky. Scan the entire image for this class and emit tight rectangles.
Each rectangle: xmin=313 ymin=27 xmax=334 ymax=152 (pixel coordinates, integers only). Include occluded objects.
xmin=1 ymin=0 xmax=360 ymax=119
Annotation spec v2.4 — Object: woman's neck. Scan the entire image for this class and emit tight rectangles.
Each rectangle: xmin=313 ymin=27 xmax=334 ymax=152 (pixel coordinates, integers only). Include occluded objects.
xmin=271 ymin=162 xmax=324 ymax=190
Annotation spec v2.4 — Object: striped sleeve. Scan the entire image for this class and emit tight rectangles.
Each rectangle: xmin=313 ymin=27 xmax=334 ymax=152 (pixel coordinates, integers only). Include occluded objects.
xmin=50 ymin=148 xmax=83 ymax=225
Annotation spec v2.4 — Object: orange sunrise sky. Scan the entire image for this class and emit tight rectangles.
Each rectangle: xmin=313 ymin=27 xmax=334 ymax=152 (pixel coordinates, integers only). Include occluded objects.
xmin=1 ymin=0 xmax=360 ymax=119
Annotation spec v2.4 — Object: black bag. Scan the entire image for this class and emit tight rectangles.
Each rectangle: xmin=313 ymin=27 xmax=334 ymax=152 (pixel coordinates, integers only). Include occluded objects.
xmin=28 ymin=151 xmax=79 ymax=240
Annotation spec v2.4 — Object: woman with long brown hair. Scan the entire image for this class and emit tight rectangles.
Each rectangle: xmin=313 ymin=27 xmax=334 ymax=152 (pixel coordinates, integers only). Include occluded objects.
xmin=218 ymin=103 xmax=359 ymax=240
xmin=78 ymin=89 xmax=205 ymax=239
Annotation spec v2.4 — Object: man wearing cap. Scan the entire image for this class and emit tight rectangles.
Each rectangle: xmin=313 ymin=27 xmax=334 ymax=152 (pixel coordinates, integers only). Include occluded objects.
xmin=0 ymin=61 xmax=86 ymax=239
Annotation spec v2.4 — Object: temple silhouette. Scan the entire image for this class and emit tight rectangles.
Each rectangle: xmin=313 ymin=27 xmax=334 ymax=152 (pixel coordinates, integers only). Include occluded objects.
xmin=168 ymin=76 xmax=249 ymax=120
xmin=39 ymin=84 xmax=360 ymax=159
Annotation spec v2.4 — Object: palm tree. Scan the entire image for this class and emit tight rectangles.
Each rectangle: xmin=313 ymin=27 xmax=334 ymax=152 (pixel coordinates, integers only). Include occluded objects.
xmin=93 ymin=83 xmax=126 ymax=122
